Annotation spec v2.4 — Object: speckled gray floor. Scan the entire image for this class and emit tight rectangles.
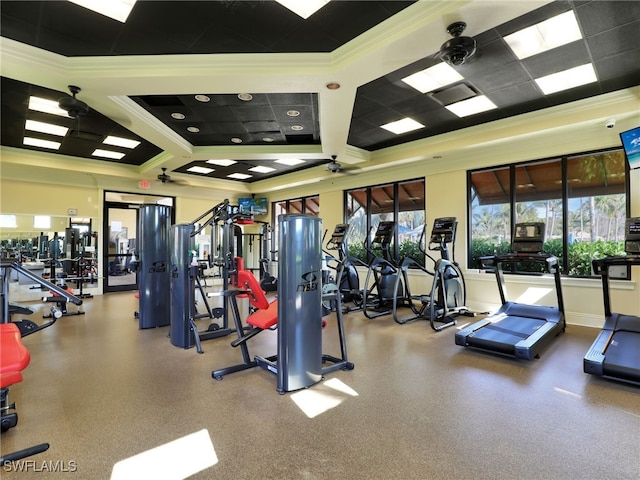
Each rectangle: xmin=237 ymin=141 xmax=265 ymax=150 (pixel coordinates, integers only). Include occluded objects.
xmin=2 ymin=292 xmax=639 ymax=480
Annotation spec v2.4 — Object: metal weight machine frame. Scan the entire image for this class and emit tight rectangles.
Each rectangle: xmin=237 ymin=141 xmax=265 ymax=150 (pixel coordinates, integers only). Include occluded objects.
xmin=1 ymin=260 xmax=83 ymax=335
xmin=170 ymin=199 xmax=253 ymax=353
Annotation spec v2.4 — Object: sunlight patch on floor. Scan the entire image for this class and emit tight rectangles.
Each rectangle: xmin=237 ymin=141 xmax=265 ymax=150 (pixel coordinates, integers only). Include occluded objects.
xmin=291 ymin=378 xmax=359 ymax=418
xmin=111 ymin=429 xmax=218 ymax=480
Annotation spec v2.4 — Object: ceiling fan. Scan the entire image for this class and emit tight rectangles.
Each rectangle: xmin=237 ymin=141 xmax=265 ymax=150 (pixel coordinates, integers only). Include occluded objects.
xmin=438 ymin=22 xmax=477 ymax=66
xmin=326 ymin=155 xmax=360 ymax=175
xmin=157 ymin=167 xmax=188 ymax=185
xmin=57 ymin=85 xmax=90 ymax=118
xmin=157 ymin=168 xmax=176 ymax=183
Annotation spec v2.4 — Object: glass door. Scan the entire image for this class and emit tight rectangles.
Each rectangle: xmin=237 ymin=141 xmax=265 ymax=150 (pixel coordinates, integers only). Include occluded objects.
xmin=103 ymin=203 xmax=139 ymax=292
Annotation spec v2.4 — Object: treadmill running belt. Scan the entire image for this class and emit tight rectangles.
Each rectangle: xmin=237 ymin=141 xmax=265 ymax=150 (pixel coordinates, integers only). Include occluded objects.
xmin=467 ymin=315 xmax=546 ymax=354
xmin=602 ymin=331 xmax=640 ymax=383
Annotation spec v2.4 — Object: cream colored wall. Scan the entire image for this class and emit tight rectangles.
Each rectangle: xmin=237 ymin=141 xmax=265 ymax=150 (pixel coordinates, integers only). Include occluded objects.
xmin=0 ymin=179 xmax=100 ymax=218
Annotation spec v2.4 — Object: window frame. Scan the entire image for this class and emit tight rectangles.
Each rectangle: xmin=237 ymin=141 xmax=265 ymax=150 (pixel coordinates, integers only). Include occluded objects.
xmin=467 ymin=147 xmax=631 ymax=278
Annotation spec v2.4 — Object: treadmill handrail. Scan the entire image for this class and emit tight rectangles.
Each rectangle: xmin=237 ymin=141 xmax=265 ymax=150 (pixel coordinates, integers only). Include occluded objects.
xmin=485 ymin=253 xmax=564 ymax=316
xmin=592 ymin=254 xmax=640 ymax=317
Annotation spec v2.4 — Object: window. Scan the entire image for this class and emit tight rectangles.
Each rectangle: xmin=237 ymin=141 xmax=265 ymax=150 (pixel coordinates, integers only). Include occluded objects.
xmin=345 ymin=179 xmax=425 ymax=265
xmin=468 ymin=148 xmax=629 ymax=276
xmin=271 ymin=195 xmax=319 ymax=260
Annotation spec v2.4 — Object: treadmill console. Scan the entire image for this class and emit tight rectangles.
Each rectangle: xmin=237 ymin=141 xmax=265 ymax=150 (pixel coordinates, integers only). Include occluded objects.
xmin=329 ymin=224 xmax=349 ymax=245
xmin=430 ymin=217 xmax=457 ymax=245
xmin=372 ymin=221 xmax=395 ymax=246
xmin=625 ymin=217 xmax=640 ymax=254
xmin=512 ymin=222 xmax=545 ymax=253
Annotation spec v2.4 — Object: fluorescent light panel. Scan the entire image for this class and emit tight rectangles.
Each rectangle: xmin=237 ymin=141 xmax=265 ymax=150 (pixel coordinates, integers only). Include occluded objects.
xmin=249 ymin=166 xmax=276 ymax=174
xmin=28 ymin=96 xmax=69 ymax=117
xmin=445 ymin=95 xmax=498 ymax=117
xmin=187 ymin=166 xmax=214 ymax=174
xmin=504 ymin=11 xmax=582 ymax=60
xmin=24 ymin=137 xmax=61 ymax=150
xmin=227 ymin=173 xmax=252 ymax=180
xmin=276 ymin=158 xmax=305 ymax=166
xmin=92 ymin=149 xmax=125 ymax=160
xmin=381 ymin=118 xmax=424 ymax=135
xmin=535 ymin=63 xmax=597 ymax=95
xmin=276 ymin=0 xmax=330 ymax=19
xmin=25 ymin=120 xmax=69 ymax=136
xmin=206 ymin=159 xmax=237 ymax=167
xmin=103 ymin=136 xmax=140 ymax=149
xmin=401 ymin=63 xmax=464 ymax=93
xmin=69 ymin=0 xmax=137 ymax=23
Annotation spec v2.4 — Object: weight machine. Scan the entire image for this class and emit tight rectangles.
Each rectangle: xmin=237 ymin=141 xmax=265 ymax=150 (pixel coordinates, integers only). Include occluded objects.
xmin=170 ymin=199 xmax=252 ymax=353
xmin=392 ymin=217 xmax=474 ymax=330
xmin=1 ymin=259 xmax=83 ymax=336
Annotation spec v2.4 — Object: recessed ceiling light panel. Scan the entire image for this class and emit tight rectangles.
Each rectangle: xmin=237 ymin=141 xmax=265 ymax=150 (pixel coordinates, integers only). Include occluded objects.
xmin=402 ymin=63 xmax=464 ymax=94
xmin=276 ymin=158 xmax=305 ymax=166
xmin=206 ymin=159 xmax=237 ymax=166
xmin=381 ymin=118 xmax=425 ymax=135
xmin=25 ymin=120 xmax=69 ymax=136
xmin=24 ymin=137 xmax=61 ymax=150
xmin=195 ymin=94 xmax=210 ymax=102
xmin=92 ymin=149 xmax=125 ymax=160
xmin=69 ymin=0 xmax=137 ymax=23
xmin=291 ymin=125 xmax=304 ymax=131
xmin=249 ymin=166 xmax=276 ymax=174
xmin=187 ymin=126 xmax=200 ymax=133
xmin=103 ymin=135 xmax=140 ymax=149
xmin=171 ymin=112 xmax=186 ymax=120
xmin=231 ymin=137 xmax=243 ymax=144
xmin=187 ymin=166 xmax=214 ymax=174
xmin=535 ymin=63 xmax=597 ymax=95
xmin=445 ymin=95 xmax=497 ymax=117
xmin=286 ymin=110 xmax=300 ymax=117
xmin=276 ymin=0 xmax=330 ymax=19
xmin=227 ymin=173 xmax=252 ymax=180
xmin=28 ymin=96 xmax=69 ymax=117
xmin=238 ymin=93 xmax=253 ymax=101
xmin=504 ymin=11 xmax=582 ymax=60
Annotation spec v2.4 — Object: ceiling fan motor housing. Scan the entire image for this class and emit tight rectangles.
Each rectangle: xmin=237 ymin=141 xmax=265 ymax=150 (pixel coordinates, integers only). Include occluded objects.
xmin=58 ymin=85 xmax=89 ymax=118
xmin=440 ymin=22 xmax=476 ymax=66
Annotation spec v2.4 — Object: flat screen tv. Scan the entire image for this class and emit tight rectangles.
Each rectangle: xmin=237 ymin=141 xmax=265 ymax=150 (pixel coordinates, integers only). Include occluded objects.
xmin=619 ymin=126 xmax=640 ymax=170
xmin=238 ymin=197 xmax=267 ymax=216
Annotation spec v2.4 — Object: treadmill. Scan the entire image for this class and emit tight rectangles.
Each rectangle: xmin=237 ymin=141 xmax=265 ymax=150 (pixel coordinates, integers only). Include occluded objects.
xmin=455 ymin=222 xmax=565 ymax=360
xmin=584 ymin=217 xmax=640 ymax=386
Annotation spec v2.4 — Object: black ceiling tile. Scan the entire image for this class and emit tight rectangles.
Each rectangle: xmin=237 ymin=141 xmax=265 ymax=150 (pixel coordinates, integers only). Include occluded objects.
xmin=362 ymin=82 xmax=422 ymax=108
xmin=124 ymin=1 xmax=219 ymax=49
xmin=392 ymin=94 xmax=442 ymax=116
xmin=270 ymin=24 xmax=343 ymax=53
xmin=489 ymin=82 xmax=544 ymax=109
xmin=243 ymin=121 xmax=281 ymax=134
xmin=456 ymin=39 xmax=519 ymax=76
xmin=353 ymin=106 xmax=402 ymax=128
xmin=586 ymin=21 xmax=640 ymax=61
xmin=351 ymin=96 xmax=386 ymax=118
xmin=576 ymin=0 xmax=640 ymax=38
xmin=191 ymin=106 xmax=234 ymax=123
xmin=520 ymin=41 xmax=591 ymax=78
xmin=233 ymin=105 xmax=277 ymax=122
xmin=593 ymin=52 xmax=640 ymax=85
xmin=469 ymin=61 xmax=532 ymax=93
xmin=268 ymin=93 xmax=315 ymax=105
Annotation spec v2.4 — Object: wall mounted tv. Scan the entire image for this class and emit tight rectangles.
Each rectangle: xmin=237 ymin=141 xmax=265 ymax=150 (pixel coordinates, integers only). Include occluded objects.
xmin=619 ymin=126 xmax=640 ymax=170
xmin=238 ymin=197 xmax=267 ymax=216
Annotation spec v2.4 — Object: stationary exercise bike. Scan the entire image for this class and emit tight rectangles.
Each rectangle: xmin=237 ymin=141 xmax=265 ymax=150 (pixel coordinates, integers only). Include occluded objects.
xmin=392 ymin=217 xmax=473 ymax=330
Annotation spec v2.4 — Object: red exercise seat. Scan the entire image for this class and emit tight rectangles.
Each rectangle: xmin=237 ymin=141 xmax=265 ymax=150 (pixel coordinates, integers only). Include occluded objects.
xmin=1 ymin=323 xmax=30 ymax=389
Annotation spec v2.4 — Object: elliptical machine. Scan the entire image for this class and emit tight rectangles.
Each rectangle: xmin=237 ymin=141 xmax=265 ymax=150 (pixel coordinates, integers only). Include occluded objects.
xmin=392 ymin=217 xmax=473 ymax=330
xmin=361 ymin=221 xmax=409 ymax=319
xmin=322 ymin=224 xmax=363 ymax=313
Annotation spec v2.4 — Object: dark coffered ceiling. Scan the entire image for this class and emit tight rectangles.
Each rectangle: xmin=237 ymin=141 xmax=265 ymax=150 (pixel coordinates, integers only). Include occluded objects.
xmin=1 ymin=1 xmax=639 ymax=185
